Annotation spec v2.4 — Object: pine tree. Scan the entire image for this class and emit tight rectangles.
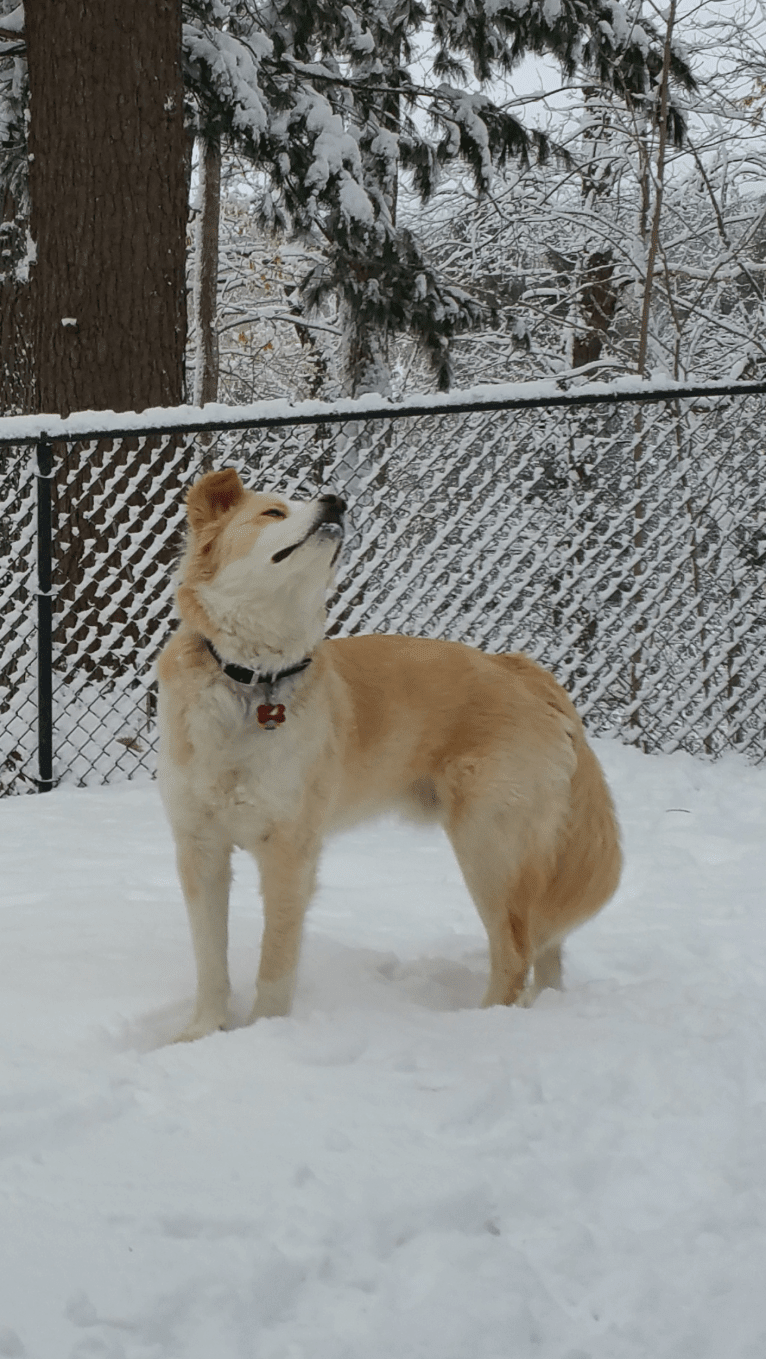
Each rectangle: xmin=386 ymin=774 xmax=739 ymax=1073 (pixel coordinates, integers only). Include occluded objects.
xmin=182 ymin=0 xmax=695 ymax=392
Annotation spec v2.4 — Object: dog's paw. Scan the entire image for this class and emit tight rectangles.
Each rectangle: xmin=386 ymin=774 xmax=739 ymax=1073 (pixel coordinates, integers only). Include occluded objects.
xmin=172 ymin=1013 xmax=228 ymax=1043
xmin=515 ymin=982 xmax=539 ymax=1009
xmin=248 ymin=975 xmax=295 ymax=1022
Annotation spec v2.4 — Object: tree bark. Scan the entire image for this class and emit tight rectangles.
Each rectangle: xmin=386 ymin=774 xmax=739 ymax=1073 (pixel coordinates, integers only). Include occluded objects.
xmin=9 ymin=3 xmax=191 ymax=690
xmin=24 ymin=0 xmax=187 ymax=416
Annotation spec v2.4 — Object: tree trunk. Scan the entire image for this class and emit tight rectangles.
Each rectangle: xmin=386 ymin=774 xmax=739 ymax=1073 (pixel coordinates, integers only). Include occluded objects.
xmin=340 ymin=38 xmax=399 ymax=400
xmin=571 ymin=250 xmax=618 ymax=369
xmin=24 ymin=0 xmax=187 ymax=416
xmin=341 ymin=303 xmax=392 ymax=398
xmin=18 ymin=3 xmax=190 ymax=692
xmin=629 ymin=1 xmax=677 ymax=745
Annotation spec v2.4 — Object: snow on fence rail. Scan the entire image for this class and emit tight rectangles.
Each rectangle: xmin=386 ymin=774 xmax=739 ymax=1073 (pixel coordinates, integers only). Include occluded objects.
xmin=1 ymin=377 xmax=765 ymax=795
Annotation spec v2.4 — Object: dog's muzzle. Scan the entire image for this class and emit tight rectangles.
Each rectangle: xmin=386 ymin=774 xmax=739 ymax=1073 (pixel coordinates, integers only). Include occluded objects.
xmin=271 ymin=492 xmax=346 ymax=564
xmin=314 ymin=492 xmax=346 ymax=541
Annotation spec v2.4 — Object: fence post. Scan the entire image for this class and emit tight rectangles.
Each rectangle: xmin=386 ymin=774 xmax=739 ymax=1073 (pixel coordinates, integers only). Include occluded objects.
xmin=36 ymin=436 xmax=54 ymax=792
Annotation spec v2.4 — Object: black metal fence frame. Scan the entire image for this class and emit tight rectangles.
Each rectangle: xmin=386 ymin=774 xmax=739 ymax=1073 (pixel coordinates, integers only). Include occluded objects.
xmin=3 ymin=373 xmax=766 ymax=793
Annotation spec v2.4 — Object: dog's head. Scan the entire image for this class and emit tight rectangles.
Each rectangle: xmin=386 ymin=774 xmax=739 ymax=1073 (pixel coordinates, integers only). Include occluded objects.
xmin=176 ymin=469 xmax=345 ymax=666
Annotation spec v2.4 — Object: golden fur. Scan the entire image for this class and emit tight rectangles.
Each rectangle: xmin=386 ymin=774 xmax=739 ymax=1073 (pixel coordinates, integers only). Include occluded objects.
xmin=158 ymin=469 xmax=621 ymax=1041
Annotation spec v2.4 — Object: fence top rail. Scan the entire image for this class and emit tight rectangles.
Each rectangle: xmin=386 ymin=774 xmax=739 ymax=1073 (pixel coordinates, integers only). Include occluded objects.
xmin=1 ymin=373 xmax=766 ymax=448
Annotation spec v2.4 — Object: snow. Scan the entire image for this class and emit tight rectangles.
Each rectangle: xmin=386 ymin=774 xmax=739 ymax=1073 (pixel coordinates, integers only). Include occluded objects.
xmin=542 ymin=0 xmax=563 ymax=25
xmin=1 ymin=739 xmax=765 ymax=1356
xmin=0 ymin=5 xmax=23 ymax=35
xmin=301 ymin=98 xmax=365 ymax=197
xmin=1 ymin=373 xmax=765 ymax=446
xmin=182 ymin=25 xmax=270 ymax=143
xmin=338 ymin=174 xmax=376 ymax=226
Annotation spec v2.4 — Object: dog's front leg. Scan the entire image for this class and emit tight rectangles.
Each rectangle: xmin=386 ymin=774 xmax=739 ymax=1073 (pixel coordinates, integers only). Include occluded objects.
xmin=249 ymin=827 xmax=320 ymax=1021
xmin=173 ymin=831 xmax=233 ymax=1042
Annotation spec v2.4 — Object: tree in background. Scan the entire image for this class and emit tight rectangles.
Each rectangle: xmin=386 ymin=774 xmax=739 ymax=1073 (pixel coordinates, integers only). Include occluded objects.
xmin=0 ymin=2 xmax=190 ymax=698
xmin=0 ymin=1 xmax=695 ymax=402
xmin=0 ymin=0 xmax=187 ymax=416
xmin=182 ymin=0 xmax=695 ymax=394
xmin=0 ymin=1 xmax=698 ymax=408
xmin=183 ymin=2 xmax=766 ymax=404
xmin=414 ymin=2 xmax=766 ymax=389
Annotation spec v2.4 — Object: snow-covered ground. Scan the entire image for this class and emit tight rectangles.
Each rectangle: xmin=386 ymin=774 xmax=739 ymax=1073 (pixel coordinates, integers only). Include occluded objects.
xmin=1 ymin=739 xmax=765 ymax=1359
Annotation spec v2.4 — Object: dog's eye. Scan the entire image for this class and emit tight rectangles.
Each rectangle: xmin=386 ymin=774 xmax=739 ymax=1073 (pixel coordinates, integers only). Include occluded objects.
xmin=263 ymin=508 xmax=286 ymax=519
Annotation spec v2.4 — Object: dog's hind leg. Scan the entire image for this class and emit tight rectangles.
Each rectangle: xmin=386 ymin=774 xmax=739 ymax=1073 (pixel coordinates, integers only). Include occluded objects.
xmin=249 ymin=826 xmax=321 ymax=1021
xmin=445 ymin=809 xmax=539 ymax=1008
xmin=443 ymin=755 xmax=570 ymax=1008
xmin=518 ymin=939 xmax=563 ymax=1007
xmin=173 ymin=831 xmax=233 ymax=1042
xmin=534 ymin=938 xmax=563 ymax=991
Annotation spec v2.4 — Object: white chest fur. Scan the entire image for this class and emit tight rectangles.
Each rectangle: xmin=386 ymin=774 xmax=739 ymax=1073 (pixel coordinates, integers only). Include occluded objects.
xmin=158 ymin=676 xmax=320 ymax=844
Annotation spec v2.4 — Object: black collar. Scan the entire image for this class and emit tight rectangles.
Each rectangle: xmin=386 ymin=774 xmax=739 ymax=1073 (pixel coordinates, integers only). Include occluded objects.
xmin=204 ymin=638 xmax=313 ymax=690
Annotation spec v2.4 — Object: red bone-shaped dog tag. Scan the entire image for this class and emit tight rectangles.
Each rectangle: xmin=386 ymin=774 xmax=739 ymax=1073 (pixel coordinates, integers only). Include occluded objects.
xmin=257 ymin=703 xmax=286 ymax=730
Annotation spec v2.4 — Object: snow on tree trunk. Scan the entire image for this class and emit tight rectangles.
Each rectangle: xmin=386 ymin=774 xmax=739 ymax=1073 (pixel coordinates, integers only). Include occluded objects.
xmin=192 ymin=133 xmax=221 ymax=408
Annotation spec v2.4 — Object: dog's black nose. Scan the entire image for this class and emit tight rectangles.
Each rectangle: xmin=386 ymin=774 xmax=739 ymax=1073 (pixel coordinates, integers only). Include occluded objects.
xmin=317 ymin=493 xmax=346 ymax=527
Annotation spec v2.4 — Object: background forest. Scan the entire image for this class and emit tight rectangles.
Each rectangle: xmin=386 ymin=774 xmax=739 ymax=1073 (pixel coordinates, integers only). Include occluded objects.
xmin=193 ymin=0 xmax=766 ymax=407
xmin=2 ymin=3 xmax=766 ymax=785
xmin=2 ymin=1 xmax=766 ymax=416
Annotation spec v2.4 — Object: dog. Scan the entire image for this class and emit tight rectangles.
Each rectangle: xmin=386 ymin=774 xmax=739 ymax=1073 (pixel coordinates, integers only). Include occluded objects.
xmin=157 ymin=468 xmax=621 ymax=1041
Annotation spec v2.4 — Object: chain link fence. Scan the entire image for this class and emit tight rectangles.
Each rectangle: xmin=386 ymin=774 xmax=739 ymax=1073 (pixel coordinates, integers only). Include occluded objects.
xmin=1 ymin=378 xmax=765 ymax=795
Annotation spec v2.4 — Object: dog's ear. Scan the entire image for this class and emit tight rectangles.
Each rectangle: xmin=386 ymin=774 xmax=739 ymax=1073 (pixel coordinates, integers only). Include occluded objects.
xmin=186 ymin=469 xmax=246 ymax=533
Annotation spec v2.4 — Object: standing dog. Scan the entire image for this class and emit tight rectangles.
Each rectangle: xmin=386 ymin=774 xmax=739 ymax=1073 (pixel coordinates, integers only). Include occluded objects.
xmin=158 ymin=469 xmax=621 ymax=1041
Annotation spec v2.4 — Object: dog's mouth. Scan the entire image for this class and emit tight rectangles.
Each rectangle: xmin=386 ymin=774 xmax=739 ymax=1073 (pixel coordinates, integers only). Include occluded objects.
xmin=271 ymin=494 xmax=346 ymax=565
